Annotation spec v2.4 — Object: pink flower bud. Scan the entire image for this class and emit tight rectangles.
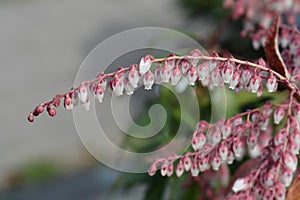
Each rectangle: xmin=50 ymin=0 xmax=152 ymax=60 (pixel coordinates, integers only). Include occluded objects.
xmin=197 ymin=120 xmax=209 ymax=131
xmin=64 ymin=95 xmax=73 ymax=110
xmin=160 ymin=64 xmax=171 ymax=83
xmin=271 ymin=146 xmax=281 ymax=162
xmin=160 ymin=161 xmax=168 ymax=176
xmin=47 ymin=105 xmax=56 ymax=117
xmin=28 ymin=112 xmax=34 ymax=122
xmin=279 ymin=167 xmax=293 ymax=187
xmin=287 ymin=140 xmax=300 ymax=155
xmin=232 ymin=177 xmax=248 ymax=193
xmin=274 ymin=129 xmax=286 ymax=146
xmin=79 ymin=84 xmax=88 ymax=103
xmin=283 ymin=151 xmax=298 ymax=172
xmin=233 ymin=117 xmax=243 ymax=126
xmin=192 ymin=132 xmax=206 ymax=151
xmin=227 ymin=150 xmax=235 ymax=164
xmin=249 ymin=74 xmax=262 ymax=93
xmin=263 ymin=169 xmax=275 ymax=188
xmin=112 ymin=76 xmax=124 ymax=96
xmin=219 ymin=142 xmax=229 ymax=161
xmin=259 ymin=118 xmax=269 ymax=131
xmin=139 ymin=55 xmax=152 ymax=75
xmin=176 ymin=160 xmax=184 ymax=177
xmin=221 ymin=123 xmax=232 ymax=139
xmin=94 ymin=86 xmax=104 ymax=103
xmin=148 ymin=163 xmax=157 ymax=176
xmin=198 ymin=157 xmax=210 ymax=172
xmin=191 ymin=160 xmax=199 ymax=176
xmin=211 ymin=154 xmax=221 ymax=171
xmin=183 ymin=156 xmax=191 ymax=171
xmin=186 ymin=66 xmax=198 ymax=85
xmin=167 ymin=164 xmax=174 ymax=177
xmin=143 ymin=70 xmax=154 ymax=90
xmin=34 ymin=105 xmax=44 ymax=116
xmin=128 ymin=67 xmax=140 ymax=88
xmin=274 ymin=107 xmax=285 ymax=124
xmin=233 ymin=138 xmax=244 ymax=158
xmin=275 ymin=183 xmax=286 ymax=200
xmin=228 ymin=71 xmax=239 ymax=90
xmin=240 ymin=69 xmax=252 ymax=86
xmin=222 ymin=61 xmax=234 ymax=84
xmin=166 ymin=57 xmax=175 ymax=70
xmin=98 ymin=78 xmax=107 ymax=91
xmin=197 ymin=62 xmax=209 ymax=80
xmin=266 ymin=73 xmax=277 ymax=92
xmin=124 ymin=78 xmax=134 ymax=95
xmin=180 ymin=59 xmax=191 ymax=75
xmin=247 ymin=130 xmax=257 ymax=149
xmin=170 ymin=67 xmax=182 ymax=85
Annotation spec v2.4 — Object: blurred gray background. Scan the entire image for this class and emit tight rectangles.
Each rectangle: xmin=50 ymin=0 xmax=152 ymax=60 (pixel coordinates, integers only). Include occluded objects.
xmin=0 ymin=0 xmax=213 ymax=199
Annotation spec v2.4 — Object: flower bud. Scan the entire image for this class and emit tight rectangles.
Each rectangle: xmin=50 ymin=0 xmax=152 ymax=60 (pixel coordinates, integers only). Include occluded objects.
xmin=274 ymin=129 xmax=286 ymax=146
xmin=148 ymin=163 xmax=157 ymax=176
xmin=279 ymin=167 xmax=293 ymax=187
xmin=197 ymin=62 xmax=209 ymax=80
xmin=232 ymin=178 xmax=248 ymax=193
xmin=186 ymin=66 xmax=198 ymax=85
xmin=128 ymin=67 xmax=140 ymax=88
xmin=283 ymin=151 xmax=297 ymax=172
xmin=124 ymin=78 xmax=134 ymax=95
xmin=139 ymin=55 xmax=152 ymax=75
xmin=229 ymin=71 xmax=240 ymax=90
xmin=233 ymin=138 xmax=244 ymax=158
xmin=198 ymin=157 xmax=210 ymax=172
xmin=249 ymin=75 xmax=261 ymax=93
xmin=222 ymin=62 xmax=234 ymax=84
xmin=274 ymin=107 xmax=285 ymax=124
xmin=47 ymin=105 xmax=56 ymax=117
xmin=180 ymin=59 xmax=190 ymax=75
xmin=191 ymin=160 xmax=199 ymax=177
xmin=266 ymin=73 xmax=277 ymax=92
xmin=28 ymin=112 xmax=34 ymax=122
xmin=167 ymin=164 xmax=174 ymax=177
xmin=160 ymin=64 xmax=171 ymax=83
xmin=170 ymin=67 xmax=182 ymax=85
xmin=160 ymin=161 xmax=168 ymax=176
xmin=94 ymin=86 xmax=104 ymax=103
xmin=64 ymin=95 xmax=73 ymax=110
xmin=143 ymin=70 xmax=155 ymax=90
xmin=247 ymin=130 xmax=257 ymax=149
xmin=183 ymin=156 xmax=191 ymax=171
xmin=176 ymin=160 xmax=184 ymax=177
xmin=219 ymin=142 xmax=229 ymax=161
xmin=112 ymin=76 xmax=124 ymax=96
xmin=211 ymin=154 xmax=221 ymax=171
xmin=227 ymin=150 xmax=235 ymax=164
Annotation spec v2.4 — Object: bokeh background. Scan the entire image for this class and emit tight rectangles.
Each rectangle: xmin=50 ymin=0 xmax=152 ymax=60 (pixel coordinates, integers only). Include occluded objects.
xmin=0 ymin=0 xmax=258 ymax=199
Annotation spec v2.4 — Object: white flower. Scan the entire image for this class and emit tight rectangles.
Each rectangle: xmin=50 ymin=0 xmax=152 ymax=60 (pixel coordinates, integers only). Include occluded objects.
xmin=139 ymin=55 xmax=152 ymax=75
xmin=232 ymin=178 xmax=248 ymax=193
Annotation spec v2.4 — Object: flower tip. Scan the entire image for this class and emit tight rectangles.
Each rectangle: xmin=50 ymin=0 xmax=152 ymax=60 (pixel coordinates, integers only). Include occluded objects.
xmin=28 ymin=112 xmax=34 ymax=122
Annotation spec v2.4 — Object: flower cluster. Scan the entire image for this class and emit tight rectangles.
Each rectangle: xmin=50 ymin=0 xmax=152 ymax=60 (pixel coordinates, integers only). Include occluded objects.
xmin=28 ymin=48 xmax=288 ymax=123
xmin=149 ymin=92 xmax=300 ymax=199
xmin=223 ymin=0 xmax=300 ymax=37
xmin=27 ymin=2 xmax=300 ymax=198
